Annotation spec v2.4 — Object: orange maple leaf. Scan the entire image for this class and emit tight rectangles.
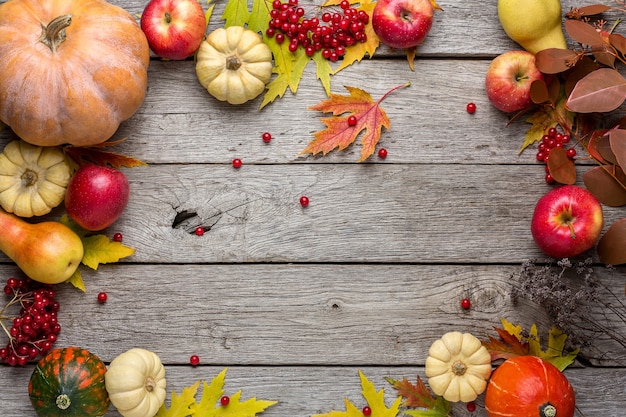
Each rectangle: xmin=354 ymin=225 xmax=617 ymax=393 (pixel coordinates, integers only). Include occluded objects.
xmin=64 ymin=139 xmax=147 ymax=168
xmin=302 ymin=82 xmax=410 ymax=162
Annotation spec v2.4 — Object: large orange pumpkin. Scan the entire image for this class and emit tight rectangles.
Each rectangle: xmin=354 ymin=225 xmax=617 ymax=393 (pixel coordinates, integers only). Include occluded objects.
xmin=484 ymin=356 xmax=575 ymax=417
xmin=0 ymin=0 xmax=150 ymax=147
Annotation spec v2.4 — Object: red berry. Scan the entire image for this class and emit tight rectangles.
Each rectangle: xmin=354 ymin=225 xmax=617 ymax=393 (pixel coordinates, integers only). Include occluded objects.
xmin=548 ymin=127 xmax=557 ymax=138
xmin=545 ymin=173 xmax=556 ymax=184
xmin=461 ymin=298 xmax=471 ymax=310
xmin=190 ymin=355 xmax=200 ymax=366
xmin=561 ymin=134 xmax=570 ymax=144
xmin=467 ymin=401 xmax=477 ymax=412
xmin=536 ymin=152 xmax=545 ymax=162
xmin=112 ymin=232 xmax=123 ymax=242
xmin=378 ymin=148 xmax=388 ymax=159
xmin=220 ymin=395 xmax=230 ymax=406
xmin=299 ymin=196 xmax=309 ymax=207
xmin=347 ymin=115 xmax=357 ymax=126
xmin=362 ymin=406 xmax=372 ymax=416
xmin=195 ymin=226 xmax=205 ymax=236
xmin=566 ymin=148 xmax=577 ymax=159
xmin=97 ymin=292 xmax=107 ymax=304
xmin=466 ymin=102 xmax=476 ymax=114
xmin=232 ymin=158 xmax=242 ymax=169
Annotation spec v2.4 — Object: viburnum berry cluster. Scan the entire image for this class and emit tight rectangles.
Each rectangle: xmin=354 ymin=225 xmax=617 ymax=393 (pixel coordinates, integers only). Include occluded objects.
xmin=266 ymin=0 xmax=370 ymax=61
xmin=0 ymin=277 xmax=61 ymax=366
xmin=535 ymin=127 xmax=576 ymax=184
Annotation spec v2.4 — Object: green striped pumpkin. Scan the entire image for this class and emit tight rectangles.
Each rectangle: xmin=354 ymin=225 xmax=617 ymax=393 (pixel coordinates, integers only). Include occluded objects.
xmin=29 ymin=347 xmax=110 ymax=416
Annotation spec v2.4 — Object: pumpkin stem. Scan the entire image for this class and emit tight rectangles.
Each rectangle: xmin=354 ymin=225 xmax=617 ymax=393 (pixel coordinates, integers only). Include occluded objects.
xmin=39 ymin=14 xmax=72 ymax=53
xmin=55 ymin=394 xmax=71 ymax=410
xmin=145 ymin=376 xmax=156 ymax=392
xmin=21 ymin=169 xmax=38 ymax=187
xmin=540 ymin=403 xmax=557 ymax=417
xmin=451 ymin=360 xmax=467 ymax=376
xmin=226 ymin=55 xmax=242 ymax=71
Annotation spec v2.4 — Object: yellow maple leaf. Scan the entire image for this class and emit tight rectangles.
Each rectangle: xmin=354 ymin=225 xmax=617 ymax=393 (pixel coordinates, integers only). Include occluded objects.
xmin=80 ymin=235 xmax=136 ymax=270
xmin=332 ymin=0 xmax=380 ymax=74
xmin=156 ymin=381 xmax=201 ymax=417
xmin=313 ymin=371 xmax=402 ymax=417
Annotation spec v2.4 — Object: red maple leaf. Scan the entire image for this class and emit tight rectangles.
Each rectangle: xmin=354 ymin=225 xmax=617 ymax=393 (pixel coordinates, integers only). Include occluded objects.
xmin=301 ymin=82 xmax=410 ymax=162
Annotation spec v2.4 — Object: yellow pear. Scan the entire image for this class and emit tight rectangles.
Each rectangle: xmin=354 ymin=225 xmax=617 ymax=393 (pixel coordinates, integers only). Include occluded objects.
xmin=0 ymin=210 xmax=83 ymax=284
xmin=498 ymin=0 xmax=567 ymax=54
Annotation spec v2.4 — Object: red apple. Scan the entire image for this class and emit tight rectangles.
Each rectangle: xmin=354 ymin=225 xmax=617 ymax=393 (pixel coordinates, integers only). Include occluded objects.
xmin=140 ymin=0 xmax=207 ymax=60
xmin=485 ymin=50 xmax=544 ymax=113
xmin=372 ymin=0 xmax=437 ymax=49
xmin=65 ymin=164 xmax=130 ymax=231
xmin=531 ymin=185 xmax=604 ymax=258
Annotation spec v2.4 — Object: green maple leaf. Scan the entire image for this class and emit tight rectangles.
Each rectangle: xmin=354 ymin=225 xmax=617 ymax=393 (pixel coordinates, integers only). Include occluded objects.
xmin=247 ymin=0 xmax=272 ymax=33
xmin=313 ymin=371 xmax=402 ymax=417
xmin=221 ymin=0 xmax=250 ymax=27
xmin=156 ymin=381 xmax=201 ymax=417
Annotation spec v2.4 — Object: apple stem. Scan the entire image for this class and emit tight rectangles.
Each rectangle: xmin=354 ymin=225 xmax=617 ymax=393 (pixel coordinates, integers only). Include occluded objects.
xmin=39 ymin=14 xmax=72 ymax=53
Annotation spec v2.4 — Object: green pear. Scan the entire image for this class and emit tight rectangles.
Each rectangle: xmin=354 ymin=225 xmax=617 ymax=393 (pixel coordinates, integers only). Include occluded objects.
xmin=498 ymin=0 xmax=567 ymax=54
xmin=0 ymin=209 xmax=83 ymax=284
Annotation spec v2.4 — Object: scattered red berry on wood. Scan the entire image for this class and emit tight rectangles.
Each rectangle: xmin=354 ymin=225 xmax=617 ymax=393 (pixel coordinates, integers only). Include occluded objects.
xmin=112 ymin=232 xmax=123 ymax=242
xmin=194 ymin=226 xmax=205 ymax=236
xmin=378 ymin=148 xmax=387 ymax=159
xmin=220 ymin=395 xmax=230 ymax=406
xmin=467 ymin=401 xmax=476 ymax=412
xmin=347 ymin=115 xmax=357 ymax=126
xmin=466 ymin=102 xmax=476 ymax=114
xmin=362 ymin=406 xmax=372 ymax=416
xmin=461 ymin=298 xmax=471 ymax=310
xmin=97 ymin=292 xmax=108 ymax=304
xmin=300 ymin=196 xmax=309 ymax=207
xmin=262 ymin=132 xmax=272 ymax=143
xmin=232 ymin=158 xmax=242 ymax=169
xmin=190 ymin=355 xmax=200 ymax=366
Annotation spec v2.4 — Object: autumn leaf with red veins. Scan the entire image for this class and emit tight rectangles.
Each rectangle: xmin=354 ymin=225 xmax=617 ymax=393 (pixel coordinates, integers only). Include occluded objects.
xmin=302 ymin=82 xmax=410 ymax=162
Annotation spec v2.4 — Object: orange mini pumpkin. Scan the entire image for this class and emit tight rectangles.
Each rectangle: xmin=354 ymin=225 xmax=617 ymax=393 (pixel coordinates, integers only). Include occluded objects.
xmin=0 ymin=0 xmax=150 ymax=147
xmin=485 ymin=356 xmax=575 ymax=417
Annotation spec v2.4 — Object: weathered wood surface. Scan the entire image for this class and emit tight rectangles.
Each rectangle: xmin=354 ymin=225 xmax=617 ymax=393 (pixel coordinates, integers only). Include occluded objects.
xmin=1 ymin=0 xmax=625 ymax=416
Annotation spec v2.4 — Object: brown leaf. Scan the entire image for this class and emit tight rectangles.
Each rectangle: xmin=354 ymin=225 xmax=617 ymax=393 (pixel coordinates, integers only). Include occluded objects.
xmin=535 ymin=48 xmax=578 ymax=74
xmin=609 ymin=33 xmax=626 ymax=56
xmin=565 ymin=19 xmax=605 ymax=47
xmin=566 ymin=68 xmax=626 ymax=113
xmin=577 ymin=4 xmax=613 ymax=16
xmin=588 ymin=130 xmax=617 ymax=164
xmin=598 ymin=218 xmax=626 ymax=265
xmin=583 ymin=166 xmax=626 ymax=206
xmin=386 ymin=376 xmax=437 ymax=408
xmin=530 ymin=79 xmax=550 ymax=105
xmin=610 ymin=128 xmax=626 ymax=170
xmin=65 ymin=146 xmax=148 ymax=169
xmin=483 ymin=326 xmax=529 ymax=362
xmin=547 ymin=147 xmax=577 ymax=184
xmin=563 ymin=56 xmax=600 ymax=96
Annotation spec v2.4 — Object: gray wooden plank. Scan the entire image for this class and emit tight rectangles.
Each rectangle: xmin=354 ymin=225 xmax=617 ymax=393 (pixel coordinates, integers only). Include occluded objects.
xmin=21 ymin=163 xmax=620 ymax=264
xmin=1 ymin=365 xmax=624 ymax=417
xmin=1 ymin=264 xmax=621 ymax=366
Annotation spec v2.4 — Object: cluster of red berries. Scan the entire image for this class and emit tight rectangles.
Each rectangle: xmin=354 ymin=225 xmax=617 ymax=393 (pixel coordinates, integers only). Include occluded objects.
xmin=535 ymin=127 xmax=576 ymax=184
xmin=267 ymin=0 xmax=370 ymax=61
xmin=1 ymin=277 xmax=61 ymax=366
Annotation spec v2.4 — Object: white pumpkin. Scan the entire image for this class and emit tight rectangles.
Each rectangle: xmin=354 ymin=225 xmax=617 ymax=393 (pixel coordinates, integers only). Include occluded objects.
xmin=424 ymin=331 xmax=492 ymax=402
xmin=105 ymin=348 xmax=166 ymax=417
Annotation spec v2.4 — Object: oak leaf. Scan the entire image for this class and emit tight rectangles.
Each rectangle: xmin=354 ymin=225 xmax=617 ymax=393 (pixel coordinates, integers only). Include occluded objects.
xmin=312 ymin=370 xmax=402 ymax=417
xmin=386 ymin=376 xmax=451 ymax=417
xmin=302 ymin=83 xmax=410 ymax=161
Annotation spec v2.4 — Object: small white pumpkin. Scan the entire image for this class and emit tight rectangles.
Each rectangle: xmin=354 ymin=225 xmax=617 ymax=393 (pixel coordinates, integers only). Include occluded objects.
xmin=0 ymin=140 xmax=70 ymax=217
xmin=196 ymin=26 xmax=273 ymax=105
xmin=105 ymin=348 xmax=166 ymax=417
xmin=424 ymin=331 xmax=492 ymax=402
